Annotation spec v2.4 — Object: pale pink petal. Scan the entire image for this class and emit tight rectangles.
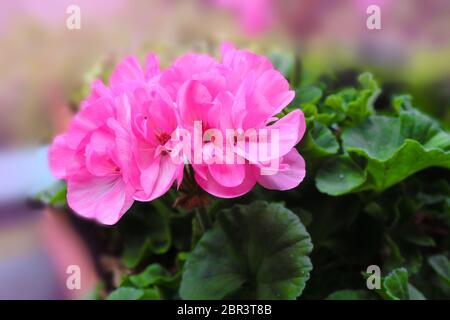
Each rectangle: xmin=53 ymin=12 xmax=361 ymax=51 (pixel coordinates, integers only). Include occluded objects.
xmin=235 ymin=109 xmax=306 ymax=163
xmin=160 ymin=53 xmax=218 ymax=99
xmin=139 ymin=157 xmax=161 ymax=196
xmin=48 ymin=134 xmax=74 ymax=179
xmin=81 ymin=80 xmax=110 ymax=110
xmin=141 ymin=156 xmax=179 ymax=201
xmin=241 ymin=91 xmax=274 ymax=129
xmin=256 ymin=149 xmax=306 ymax=191
xmin=110 ymin=55 xmax=145 ymax=88
xmin=266 ymin=109 xmax=306 ymax=150
xmin=256 ymin=69 xmax=295 ymax=115
xmin=67 ymin=173 xmax=134 ymax=225
xmin=211 ymin=91 xmax=234 ymax=131
xmin=145 ymin=53 xmax=160 ymax=81
xmin=66 ymin=97 xmax=115 ymax=149
xmin=208 ymin=163 xmax=246 ymax=188
xmin=221 ymin=42 xmax=273 ymax=77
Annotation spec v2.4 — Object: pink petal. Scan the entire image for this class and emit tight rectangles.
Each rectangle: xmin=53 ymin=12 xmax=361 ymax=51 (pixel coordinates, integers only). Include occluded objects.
xmin=211 ymin=91 xmax=234 ymax=132
xmin=160 ymin=53 xmax=218 ymax=99
xmin=256 ymin=149 xmax=306 ymax=191
xmin=145 ymin=53 xmax=160 ymax=81
xmin=221 ymin=42 xmax=273 ymax=78
xmin=66 ymin=97 xmax=115 ymax=149
xmin=241 ymin=91 xmax=274 ymax=129
xmin=140 ymin=156 xmax=179 ymax=201
xmin=266 ymin=109 xmax=306 ymax=151
xmin=85 ymin=149 xmax=116 ymax=177
xmin=67 ymin=173 xmax=134 ymax=225
xmin=234 ymin=109 xmax=306 ymax=163
xmin=81 ymin=80 xmax=110 ymax=110
xmin=256 ymin=69 xmax=295 ymax=115
xmin=139 ymin=157 xmax=161 ymax=196
xmin=194 ymin=165 xmax=256 ymax=198
xmin=48 ymin=134 xmax=74 ymax=179
xmin=110 ymin=55 xmax=145 ymax=88
xmin=208 ymin=163 xmax=246 ymax=188
xmin=177 ymin=80 xmax=213 ymax=129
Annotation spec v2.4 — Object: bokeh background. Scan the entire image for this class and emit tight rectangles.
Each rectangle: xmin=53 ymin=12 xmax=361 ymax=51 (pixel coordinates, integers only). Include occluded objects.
xmin=0 ymin=0 xmax=449 ymax=299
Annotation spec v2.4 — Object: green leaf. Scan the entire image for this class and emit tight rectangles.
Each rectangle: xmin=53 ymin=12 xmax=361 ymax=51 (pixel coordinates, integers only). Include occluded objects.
xmin=107 ymin=287 xmax=145 ymax=300
xmin=316 ymin=111 xmax=450 ymax=195
xmin=382 ymin=268 xmax=409 ymax=300
xmin=428 ymin=255 xmax=450 ymax=286
xmin=35 ymin=181 xmax=67 ymax=206
xmin=316 ymin=155 xmax=366 ymax=195
xmin=107 ymin=287 xmax=162 ymax=300
xmin=295 ymin=208 xmax=313 ymax=227
xmin=140 ymin=288 xmax=162 ymax=300
xmin=129 ymin=264 xmax=172 ymax=288
xmin=314 ymin=72 xmax=379 ymax=126
xmin=369 ymin=268 xmax=426 ymax=300
xmin=180 ymin=201 xmax=313 ymax=300
xmin=404 ymin=233 xmax=436 ymax=247
xmin=300 ymin=121 xmax=339 ymax=158
xmin=344 ymin=73 xmax=380 ymax=125
xmin=300 ymin=103 xmax=318 ymax=121
xmin=295 ymin=86 xmax=323 ymax=105
xmin=408 ymin=284 xmax=426 ymax=300
xmin=392 ymin=94 xmax=414 ymax=113
xmin=315 ymin=95 xmax=346 ymax=125
xmin=326 ymin=289 xmax=373 ymax=300
xmin=120 ymin=202 xmax=172 ymax=268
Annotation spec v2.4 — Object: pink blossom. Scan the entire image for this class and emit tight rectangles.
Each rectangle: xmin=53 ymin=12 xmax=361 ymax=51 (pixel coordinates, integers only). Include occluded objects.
xmin=49 ymin=93 xmax=139 ymax=225
xmin=165 ymin=43 xmax=306 ymax=198
xmin=48 ymin=54 xmax=172 ymax=225
xmin=49 ymin=43 xmax=307 ymax=223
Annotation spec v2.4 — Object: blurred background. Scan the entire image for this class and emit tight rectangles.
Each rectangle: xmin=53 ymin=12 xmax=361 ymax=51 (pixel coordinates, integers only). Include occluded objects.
xmin=0 ymin=0 xmax=449 ymax=299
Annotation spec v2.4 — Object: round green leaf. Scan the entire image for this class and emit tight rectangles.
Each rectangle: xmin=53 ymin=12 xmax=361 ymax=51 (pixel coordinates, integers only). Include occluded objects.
xmin=316 ymin=156 xmax=366 ymax=195
xmin=295 ymin=86 xmax=323 ymax=105
xmin=316 ymin=111 xmax=450 ymax=195
xmin=180 ymin=201 xmax=313 ymax=300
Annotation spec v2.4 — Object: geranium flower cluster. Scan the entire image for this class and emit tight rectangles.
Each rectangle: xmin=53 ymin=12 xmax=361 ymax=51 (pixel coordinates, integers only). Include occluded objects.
xmin=49 ymin=43 xmax=306 ymax=224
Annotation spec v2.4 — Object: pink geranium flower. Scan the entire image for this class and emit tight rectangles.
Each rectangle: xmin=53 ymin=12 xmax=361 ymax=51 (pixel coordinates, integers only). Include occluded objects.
xmin=49 ymin=43 xmax=307 ymax=224
xmin=49 ymin=92 xmax=140 ymax=225
xmin=48 ymin=54 xmax=172 ymax=225
xmin=163 ymin=43 xmax=306 ymax=198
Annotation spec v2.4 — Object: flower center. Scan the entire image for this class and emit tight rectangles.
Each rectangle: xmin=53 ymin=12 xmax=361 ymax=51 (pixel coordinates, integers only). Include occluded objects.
xmin=157 ymin=132 xmax=171 ymax=145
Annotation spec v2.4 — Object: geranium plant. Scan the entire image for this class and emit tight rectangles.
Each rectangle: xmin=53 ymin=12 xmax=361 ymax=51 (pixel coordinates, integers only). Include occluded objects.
xmin=42 ymin=44 xmax=450 ymax=300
